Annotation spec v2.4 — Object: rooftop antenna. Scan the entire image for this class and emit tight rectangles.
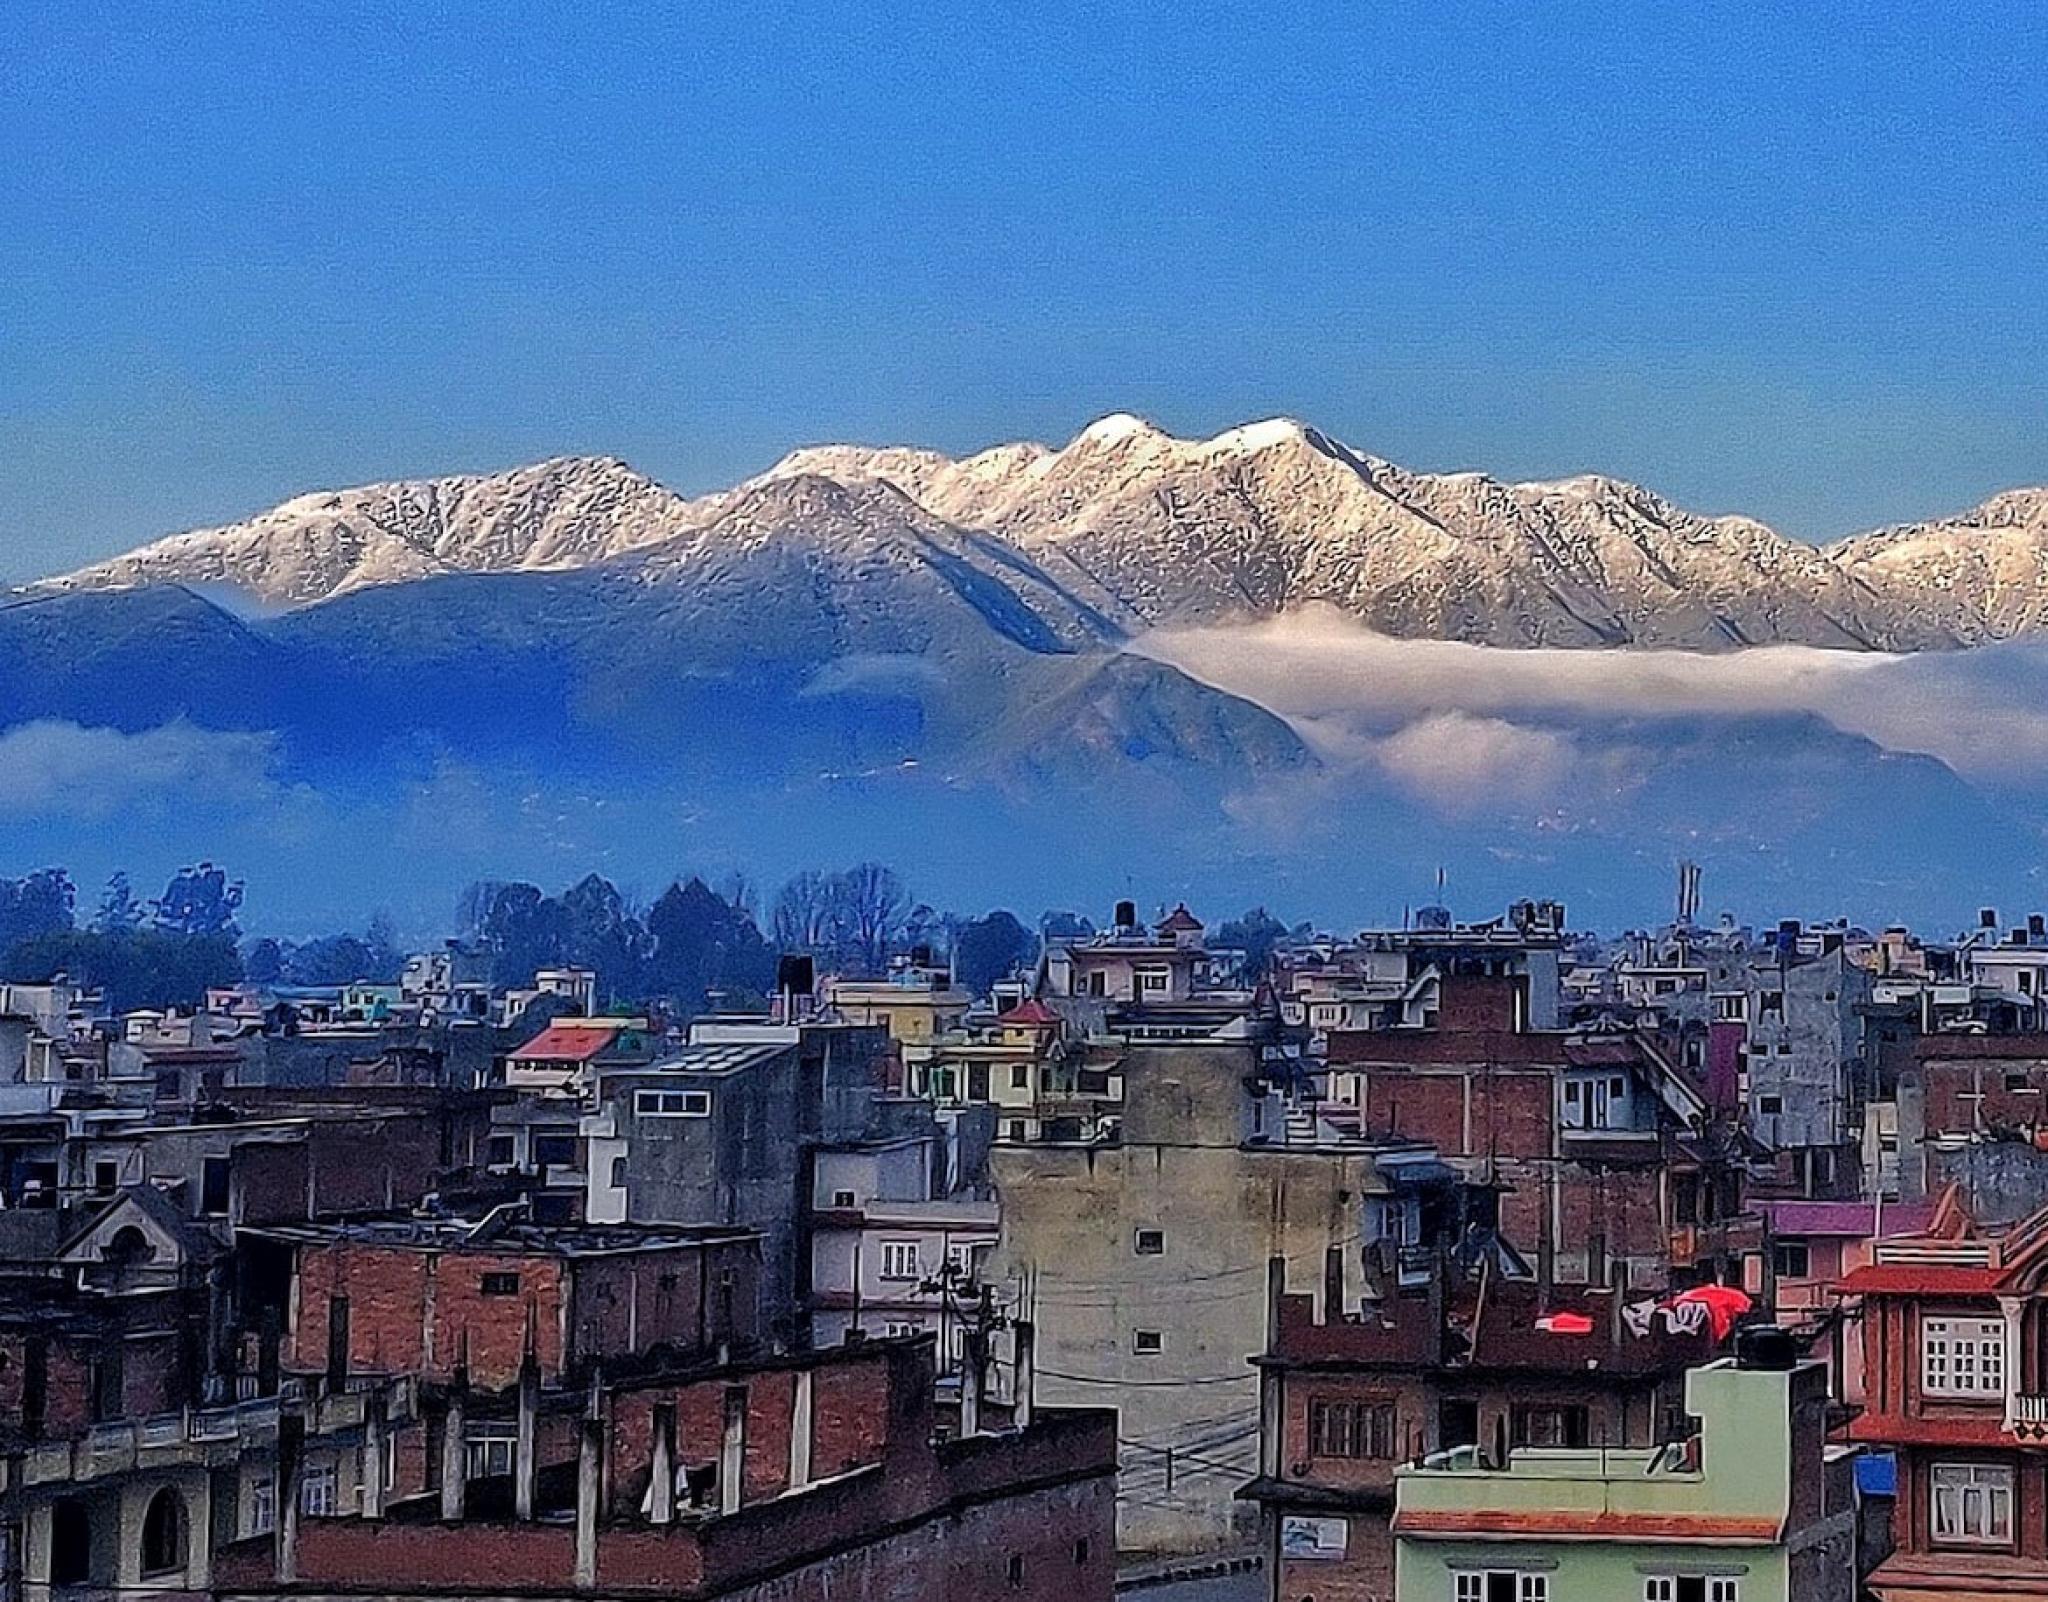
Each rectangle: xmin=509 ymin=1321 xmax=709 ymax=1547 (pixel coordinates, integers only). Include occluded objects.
xmin=1676 ymin=860 xmax=1701 ymax=927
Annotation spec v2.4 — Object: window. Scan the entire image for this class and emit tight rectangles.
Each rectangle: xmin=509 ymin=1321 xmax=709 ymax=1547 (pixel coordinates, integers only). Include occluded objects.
xmin=1310 ymin=1398 xmax=1396 ymax=1458
xmin=1932 ymin=1462 xmax=2013 ymax=1545
xmin=1645 ymin=1581 xmax=1740 ymax=1602
xmin=467 ymin=1424 xmax=516 ymax=1479
xmin=1006 ymin=1120 xmax=1028 ymax=1142
xmin=634 ymin=1089 xmax=712 ymax=1117
xmin=610 ymin=1155 xmax=629 ymax=1189
xmin=1454 ymin=1574 xmax=1549 ymax=1602
xmin=532 ymin=1133 xmax=577 ymax=1167
xmin=1758 ymin=1095 xmax=1782 ymax=1115
xmin=92 ymin=1161 xmax=117 ymax=1197
xmin=831 ymin=1189 xmax=857 ymax=1209
xmin=1006 ymin=1553 xmax=1025 ymax=1588
xmin=1772 ymin=1240 xmax=1811 ymax=1279
xmin=1132 ymin=1329 xmax=1164 ymax=1355
xmin=481 ymin=1272 xmax=521 ymax=1297
xmin=1136 ymin=966 xmax=1170 ymax=996
xmin=140 ymin=1487 xmax=187 ymax=1577
xmin=2006 ymin=1071 xmax=2035 ymax=1093
xmin=882 ymin=1320 xmax=922 ymax=1338
xmin=50 ymin=1499 xmax=92 ymax=1586
xmin=486 ymin=1135 xmax=517 ymax=1167
xmin=200 ymin=1155 xmax=231 ymax=1217
xmin=1011 ymin=1065 xmax=1030 ymax=1090
xmin=1134 ymin=1228 xmax=1165 ymax=1256
xmin=1073 ymin=1538 xmax=1091 ymax=1565
xmin=245 ymin=1475 xmax=276 ymax=1536
xmin=301 ymin=1461 xmax=339 ymax=1517
xmin=1923 ymin=1317 xmax=2006 ymax=1397
xmin=879 ymin=1241 xmax=921 ymax=1281
xmin=1510 ymin=1403 xmax=1587 ymax=1449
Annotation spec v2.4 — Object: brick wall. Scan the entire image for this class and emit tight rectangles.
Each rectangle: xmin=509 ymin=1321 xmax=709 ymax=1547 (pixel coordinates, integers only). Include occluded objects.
xmin=287 ymin=1243 xmax=568 ymax=1389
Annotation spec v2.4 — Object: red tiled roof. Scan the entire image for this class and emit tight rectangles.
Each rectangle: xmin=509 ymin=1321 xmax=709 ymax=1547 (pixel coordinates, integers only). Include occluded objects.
xmin=510 ymin=1023 xmax=619 ymax=1063
xmin=996 ymin=999 xmax=1060 ymax=1027
xmin=1845 ymin=1412 xmax=2014 ymax=1449
xmin=1836 ymin=1264 xmax=2002 ymax=1296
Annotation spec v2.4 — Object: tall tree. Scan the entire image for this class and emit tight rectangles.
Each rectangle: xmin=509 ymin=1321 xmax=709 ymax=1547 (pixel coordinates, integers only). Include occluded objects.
xmin=646 ymin=878 xmax=774 ymax=1015
xmin=953 ymin=910 xmax=1036 ymax=999
xmin=831 ymin=862 xmax=909 ymax=975
xmin=771 ymin=870 xmax=836 ymax=954
xmin=560 ymin=874 xmax=649 ymax=1003
xmin=152 ymin=863 xmax=243 ymax=938
xmin=477 ymin=883 xmax=570 ymax=990
xmin=92 ymin=872 xmax=145 ymax=933
xmin=0 ymin=869 xmax=76 ymax=952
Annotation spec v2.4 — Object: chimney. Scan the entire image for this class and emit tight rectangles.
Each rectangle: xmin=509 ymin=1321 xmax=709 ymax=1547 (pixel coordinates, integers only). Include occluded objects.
xmin=719 ymin=1385 xmax=747 ymax=1517
xmin=439 ymin=1368 xmax=469 ymax=1521
xmin=788 ymin=1370 xmax=815 ymax=1490
xmin=648 ymin=1402 xmax=677 ymax=1526
xmin=514 ymin=1352 xmax=541 ymax=1521
xmin=574 ymin=1413 xmax=603 ymax=1589
xmin=1011 ymin=1321 xmax=1036 ymax=1431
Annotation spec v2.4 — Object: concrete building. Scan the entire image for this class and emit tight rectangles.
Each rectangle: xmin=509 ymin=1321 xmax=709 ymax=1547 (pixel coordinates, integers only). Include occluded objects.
xmin=1393 ymin=1345 xmax=1860 ymax=1602
xmin=1043 ymin=901 xmax=1214 ymax=1005
xmin=985 ymin=1017 xmax=1421 ymax=1557
xmin=808 ymin=1134 xmax=998 ymax=1363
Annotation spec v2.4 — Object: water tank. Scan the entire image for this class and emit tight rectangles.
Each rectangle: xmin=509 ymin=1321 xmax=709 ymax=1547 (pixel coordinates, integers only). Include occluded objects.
xmin=1734 ymin=1324 xmax=1798 ymax=1372
xmin=776 ymin=954 xmax=815 ymax=995
xmin=1114 ymin=899 xmax=1137 ymax=931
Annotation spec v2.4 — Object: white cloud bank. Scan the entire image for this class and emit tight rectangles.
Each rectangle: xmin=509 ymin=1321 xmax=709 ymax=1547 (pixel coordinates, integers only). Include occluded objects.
xmin=0 ymin=720 xmax=282 ymax=819
xmin=1135 ymin=606 xmax=2048 ymax=807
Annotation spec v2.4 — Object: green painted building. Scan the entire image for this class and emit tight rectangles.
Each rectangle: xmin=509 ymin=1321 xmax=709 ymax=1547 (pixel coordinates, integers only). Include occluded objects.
xmin=1392 ymin=1353 xmax=1861 ymax=1602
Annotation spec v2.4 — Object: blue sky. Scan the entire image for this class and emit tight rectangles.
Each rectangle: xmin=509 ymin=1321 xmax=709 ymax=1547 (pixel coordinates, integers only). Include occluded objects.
xmin=4 ymin=0 xmax=2046 ymax=582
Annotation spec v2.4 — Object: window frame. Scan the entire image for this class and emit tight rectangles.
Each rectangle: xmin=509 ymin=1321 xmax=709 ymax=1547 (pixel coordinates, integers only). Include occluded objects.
xmin=877 ymin=1239 xmax=922 ymax=1282
xmin=1922 ymin=1315 xmax=2007 ymax=1399
xmin=634 ymin=1087 xmax=712 ymax=1118
xmin=1931 ymin=1460 xmax=2015 ymax=1547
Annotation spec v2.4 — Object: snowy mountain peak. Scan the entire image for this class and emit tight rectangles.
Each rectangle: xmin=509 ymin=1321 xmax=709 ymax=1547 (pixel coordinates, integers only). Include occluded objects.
xmin=33 ymin=419 xmax=2048 ymax=652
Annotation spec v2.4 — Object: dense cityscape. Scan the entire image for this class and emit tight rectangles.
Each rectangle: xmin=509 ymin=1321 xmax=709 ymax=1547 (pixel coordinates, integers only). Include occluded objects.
xmin=0 ymin=861 xmax=2042 ymax=1600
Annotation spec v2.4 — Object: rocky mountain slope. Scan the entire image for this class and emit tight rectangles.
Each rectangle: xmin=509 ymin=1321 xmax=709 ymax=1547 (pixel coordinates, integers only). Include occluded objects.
xmin=35 ymin=415 xmax=2048 ymax=652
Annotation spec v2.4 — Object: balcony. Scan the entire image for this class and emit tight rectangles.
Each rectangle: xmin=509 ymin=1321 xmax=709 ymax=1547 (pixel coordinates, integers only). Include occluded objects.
xmin=19 ymin=1378 xmax=416 ymax=1486
xmin=2008 ymin=1394 xmax=2048 ymax=1442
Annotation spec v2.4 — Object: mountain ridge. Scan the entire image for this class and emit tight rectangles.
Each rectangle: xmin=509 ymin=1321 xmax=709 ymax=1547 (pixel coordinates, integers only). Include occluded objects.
xmin=29 ymin=416 xmax=2048 ymax=651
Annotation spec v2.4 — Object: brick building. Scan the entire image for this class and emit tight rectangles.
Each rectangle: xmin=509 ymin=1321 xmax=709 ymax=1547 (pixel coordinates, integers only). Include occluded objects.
xmin=209 ymin=1336 xmax=1117 ymax=1602
xmin=1242 ymin=1259 xmax=1718 ymax=1602
xmin=1327 ymin=978 xmax=1764 ymax=1295
xmin=248 ymin=1215 xmax=763 ymax=1392
xmin=1843 ymin=1193 xmax=2048 ymax=1599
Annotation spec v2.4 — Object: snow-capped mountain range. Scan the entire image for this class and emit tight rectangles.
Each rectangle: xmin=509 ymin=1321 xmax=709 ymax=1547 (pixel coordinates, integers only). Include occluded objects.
xmin=36 ymin=413 xmax=2048 ymax=652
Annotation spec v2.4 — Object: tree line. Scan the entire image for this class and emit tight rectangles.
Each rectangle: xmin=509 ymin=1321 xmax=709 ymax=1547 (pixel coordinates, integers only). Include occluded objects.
xmin=2 ymin=860 xmax=1309 ymax=1019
